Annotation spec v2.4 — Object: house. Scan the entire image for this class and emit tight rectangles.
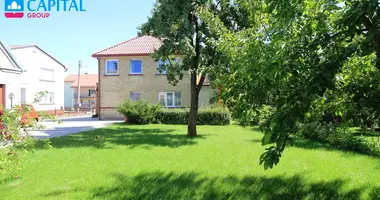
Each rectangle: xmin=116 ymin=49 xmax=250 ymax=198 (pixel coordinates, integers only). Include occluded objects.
xmin=0 ymin=41 xmax=23 ymax=109
xmin=9 ymin=45 xmax=67 ymax=115
xmin=92 ymin=35 xmax=214 ymax=120
xmin=64 ymin=74 xmax=98 ymax=110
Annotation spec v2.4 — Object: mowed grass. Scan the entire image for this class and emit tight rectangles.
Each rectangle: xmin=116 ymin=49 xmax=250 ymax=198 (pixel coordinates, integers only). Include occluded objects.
xmin=1 ymin=124 xmax=380 ymax=200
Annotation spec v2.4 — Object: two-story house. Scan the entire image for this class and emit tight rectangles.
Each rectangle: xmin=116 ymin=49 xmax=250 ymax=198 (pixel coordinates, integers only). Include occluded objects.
xmin=0 ymin=41 xmax=23 ymax=109
xmin=92 ymin=36 xmax=214 ymax=120
xmin=9 ymin=45 xmax=67 ymax=115
xmin=64 ymin=74 xmax=98 ymax=110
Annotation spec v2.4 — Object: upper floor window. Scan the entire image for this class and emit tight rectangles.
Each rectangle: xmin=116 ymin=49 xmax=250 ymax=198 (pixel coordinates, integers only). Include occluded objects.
xmin=40 ymin=68 xmax=54 ymax=82
xmin=105 ymin=60 xmax=119 ymax=75
xmin=157 ymin=59 xmax=169 ymax=74
xmin=130 ymin=60 xmax=142 ymax=74
xmin=157 ymin=58 xmax=181 ymax=75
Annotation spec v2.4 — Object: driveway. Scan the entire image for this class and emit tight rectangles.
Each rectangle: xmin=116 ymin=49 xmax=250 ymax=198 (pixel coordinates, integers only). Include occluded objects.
xmin=30 ymin=116 xmax=122 ymax=139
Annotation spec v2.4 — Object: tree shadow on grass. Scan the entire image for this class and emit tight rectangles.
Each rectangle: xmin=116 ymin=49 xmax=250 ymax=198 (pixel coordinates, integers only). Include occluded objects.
xmin=87 ymin=171 xmax=374 ymax=200
xmin=38 ymin=125 xmax=207 ymax=149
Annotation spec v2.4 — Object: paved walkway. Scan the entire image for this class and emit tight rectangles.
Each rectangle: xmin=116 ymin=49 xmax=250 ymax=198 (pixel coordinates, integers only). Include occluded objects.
xmin=30 ymin=116 xmax=122 ymax=139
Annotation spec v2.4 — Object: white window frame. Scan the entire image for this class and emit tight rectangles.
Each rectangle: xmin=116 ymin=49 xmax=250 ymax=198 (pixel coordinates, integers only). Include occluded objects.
xmin=130 ymin=92 xmax=143 ymax=101
xmin=130 ymin=59 xmax=143 ymax=75
xmin=158 ymin=92 xmax=181 ymax=107
xmin=105 ymin=59 xmax=119 ymax=75
xmin=157 ymin=59 xmax=168 ymax=75
xmin=40 ymin=92 xmax=54 ymax=105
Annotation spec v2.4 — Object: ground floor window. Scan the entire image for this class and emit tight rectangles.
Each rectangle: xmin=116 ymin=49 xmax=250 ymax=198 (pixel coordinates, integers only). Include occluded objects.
xmin=40 ymin=92 xmax=54 ymax=104
xmin=158 ymin=92 xmax=181 ymax=107
xmin=130 ymin=92 xmax=142 ymax=101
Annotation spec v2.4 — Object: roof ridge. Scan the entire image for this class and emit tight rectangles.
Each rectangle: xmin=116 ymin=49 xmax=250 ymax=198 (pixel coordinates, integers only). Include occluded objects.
xmin=92 ymin=36 xmax=141 ymax=56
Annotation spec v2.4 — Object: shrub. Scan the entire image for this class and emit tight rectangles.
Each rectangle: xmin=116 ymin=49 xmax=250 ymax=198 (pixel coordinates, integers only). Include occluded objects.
xmin=117 ymin=99 xmax=161 ymax=124
xmin=154 ymin=109 xmax=188 ymax=124
xmin=197 ymin=107 xmax=231 ymax=125
xmin=298 ymin=122 xmax=380 ymax=157
xmin=234 ymin=105 xmax=275 ymax=126
xmin=154 ymin=107 xmax=231 ymax=125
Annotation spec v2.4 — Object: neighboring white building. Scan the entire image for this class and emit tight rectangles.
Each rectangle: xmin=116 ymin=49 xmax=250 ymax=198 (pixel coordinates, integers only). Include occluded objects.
xmin=0 ymin=41 xmax=23 ymax=109
xmin=64 ymin=74 xmax=98 ymax=111
xmin=9 ymin=45 xmax=67 ymax=115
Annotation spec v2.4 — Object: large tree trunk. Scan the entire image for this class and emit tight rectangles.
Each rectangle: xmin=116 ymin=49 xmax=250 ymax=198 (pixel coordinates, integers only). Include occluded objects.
xmin=188 ymin=72 xmax=199 ymax=137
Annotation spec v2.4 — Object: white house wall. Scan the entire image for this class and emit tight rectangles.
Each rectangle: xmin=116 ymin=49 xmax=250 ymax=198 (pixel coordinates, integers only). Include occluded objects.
xmin=64 ymin=82 xmax=74 ymax=108
xmin=0 ymin=71 xmax=21 ymax=109
xmin=11 ymin=47 xmax=65 ymax=111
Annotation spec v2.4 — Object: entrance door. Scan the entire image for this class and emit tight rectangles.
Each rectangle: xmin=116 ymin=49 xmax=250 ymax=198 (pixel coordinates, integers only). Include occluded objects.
xmin=21 ymin=88 xmax=26 ymax=103
xmin=0 ymin=85 xmax=4 ymax=109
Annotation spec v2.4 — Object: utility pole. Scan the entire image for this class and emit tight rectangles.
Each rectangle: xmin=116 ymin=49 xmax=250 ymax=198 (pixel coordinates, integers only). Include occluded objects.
xmin=77 ymin=61 xmax=82 ymax=114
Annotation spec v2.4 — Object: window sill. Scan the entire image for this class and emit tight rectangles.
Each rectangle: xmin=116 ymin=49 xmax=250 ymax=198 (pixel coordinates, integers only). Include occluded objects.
xmin=129 ymin=74 xmax=143 ymax=76
xmin=39 ymin=80 xmax=55 ymax=83
xmin=104 ymin=74 xmax=119 ymax=76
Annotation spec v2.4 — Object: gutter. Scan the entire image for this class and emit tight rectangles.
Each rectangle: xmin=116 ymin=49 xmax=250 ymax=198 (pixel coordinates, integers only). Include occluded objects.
xmin=0 ymin=67 xmax=22 ymax=74
xmin=97 ymin=58 xmax=101 ymax=120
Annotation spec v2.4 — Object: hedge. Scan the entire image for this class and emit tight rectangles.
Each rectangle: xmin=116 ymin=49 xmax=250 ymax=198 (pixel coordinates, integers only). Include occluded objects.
xmin=154 ymin=107 xmax=231 ymax=125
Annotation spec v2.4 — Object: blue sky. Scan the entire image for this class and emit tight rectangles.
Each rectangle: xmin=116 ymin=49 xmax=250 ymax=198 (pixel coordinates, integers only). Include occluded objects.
xmin=0 ymin=0 xmax=156 ymax=74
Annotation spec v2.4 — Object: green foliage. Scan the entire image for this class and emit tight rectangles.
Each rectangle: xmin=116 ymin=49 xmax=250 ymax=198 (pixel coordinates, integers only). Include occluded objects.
xmin=155 ymin=107 xmax=231 ymax=125
xmin=155 ymin=109 xmax=188 ymax=125
xmin=234 ymin=105 xmax=275 ymax=126
xmin=117 ymin=99 xmax=162 ymax=124
xmin=299 ymin=122 xmax=380 ymax=157
xmin=139 ymin=0 xmax=249 ymax=136
xmin=201 ymin=0 xmax=380 ymax=169
xmin=0 ymin=92 xmax=58 ymax=181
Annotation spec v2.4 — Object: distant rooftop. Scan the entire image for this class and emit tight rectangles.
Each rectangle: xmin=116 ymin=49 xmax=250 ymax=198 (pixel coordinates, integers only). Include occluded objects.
xmin=65 ymin=74 xmax=98 ymax=88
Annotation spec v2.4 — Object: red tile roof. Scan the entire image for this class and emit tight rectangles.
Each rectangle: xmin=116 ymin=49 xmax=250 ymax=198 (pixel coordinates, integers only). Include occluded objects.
xmin=65 ymin=74 xmax=98 ymax=88
xmin=9 ymin=45 xmax=68 ymax=71
xmin=65 ymin=74 xmax=77 ymax=82
xmin=92 ymin=36 xmax=162 ymax=57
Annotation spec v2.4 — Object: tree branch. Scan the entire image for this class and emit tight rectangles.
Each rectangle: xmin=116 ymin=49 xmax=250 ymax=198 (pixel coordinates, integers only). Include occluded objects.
xmin=196 ymin=75 xmax=206 ymax=95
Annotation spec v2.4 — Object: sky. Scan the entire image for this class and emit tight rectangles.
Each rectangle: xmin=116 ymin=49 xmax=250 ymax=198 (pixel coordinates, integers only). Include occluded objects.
xmin=0 ymin=0 xmax=156 ymax=74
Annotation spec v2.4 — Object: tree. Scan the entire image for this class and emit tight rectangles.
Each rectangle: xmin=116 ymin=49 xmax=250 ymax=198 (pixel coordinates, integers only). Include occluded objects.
xmin=139 ymin=0 xmax=250 ymax=136
xmin=201 ymin=0 xmax=380 ymax=169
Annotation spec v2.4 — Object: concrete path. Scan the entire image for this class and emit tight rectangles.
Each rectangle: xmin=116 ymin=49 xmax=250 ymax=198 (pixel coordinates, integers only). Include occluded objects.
xmin=30 ymin=116 xmax=122 ymax=139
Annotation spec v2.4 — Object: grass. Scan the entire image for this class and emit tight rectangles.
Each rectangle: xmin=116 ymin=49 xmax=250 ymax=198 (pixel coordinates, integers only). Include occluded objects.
xmin=1 ymin=124 xmax=380 ymax=200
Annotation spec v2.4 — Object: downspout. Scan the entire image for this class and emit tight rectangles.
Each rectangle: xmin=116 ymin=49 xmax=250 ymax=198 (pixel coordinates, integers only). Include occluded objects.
xmin=97 ymin=58 xmax=101 ymax=120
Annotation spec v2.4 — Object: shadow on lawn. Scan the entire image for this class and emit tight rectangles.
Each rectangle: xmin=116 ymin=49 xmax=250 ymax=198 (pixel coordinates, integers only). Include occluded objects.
xmin=86 ymin=171 xmax=378 ymax=200
xmin=40 ymin=125 xmax=207 ymax=149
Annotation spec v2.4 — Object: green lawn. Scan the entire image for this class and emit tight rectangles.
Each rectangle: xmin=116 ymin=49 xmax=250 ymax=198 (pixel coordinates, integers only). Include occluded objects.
xmin=1 ymin=124 xmax=380 ymax=200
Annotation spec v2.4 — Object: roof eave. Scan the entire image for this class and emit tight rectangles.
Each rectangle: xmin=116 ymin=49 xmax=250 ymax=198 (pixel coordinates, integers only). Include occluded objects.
xmin=92 ymin=53 xmax=152 ymax=58
xmin=10 ymin=45 xmax=68 ymax=71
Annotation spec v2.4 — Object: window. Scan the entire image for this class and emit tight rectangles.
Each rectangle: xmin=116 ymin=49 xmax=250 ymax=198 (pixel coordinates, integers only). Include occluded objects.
xmin=130 ymin=92 xmax=142 ymax=101
xmin=40 ymin=92 xmax=54 ymax=104
xmin=40 ymin=68 xmax=54 ymax=82
xmin=157 ymin=59 xmax=169 ymax=74
xmin=88 ymin=89 xmax=96 ymax=97
xmin=105 ymin=60 xmax=119 ymax=75
xmin=130 ymin=60 xmax=142 ymax=74
xmin=158 ymin=92 xmax=181 ymax=107
xmin=157 ymin=58 xmax=180 ymax=74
